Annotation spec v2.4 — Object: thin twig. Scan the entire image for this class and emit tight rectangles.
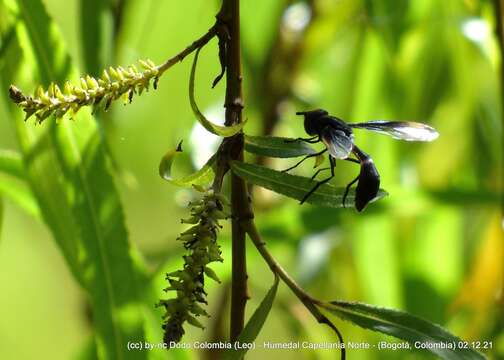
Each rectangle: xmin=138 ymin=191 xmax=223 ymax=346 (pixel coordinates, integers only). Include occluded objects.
xmin=157 ymin=25 xmax=218 ymax=75
xmin=241 ymin=219 xmax=315 ymax=303
xmin=242 ymin=219 xmax=346 ymax=360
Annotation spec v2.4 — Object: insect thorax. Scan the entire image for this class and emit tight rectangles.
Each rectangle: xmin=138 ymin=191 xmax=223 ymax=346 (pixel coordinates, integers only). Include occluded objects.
xmin=304 ymin=115 xmax=353 ymax=137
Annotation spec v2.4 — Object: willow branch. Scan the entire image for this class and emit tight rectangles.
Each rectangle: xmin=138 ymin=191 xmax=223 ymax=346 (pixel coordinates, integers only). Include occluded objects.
xmin=219 ymin=0 xmax=251 ymax=343
xmin=242 ymin=219 xmax=345 ymax=360
xmin=157 ymin=25 xmax=218 ymax=75
xmin=9 ymin=24 xmax=220 ymax=123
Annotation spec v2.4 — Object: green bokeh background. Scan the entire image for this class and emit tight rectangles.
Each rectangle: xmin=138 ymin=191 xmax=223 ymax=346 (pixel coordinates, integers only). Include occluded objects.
xmin=0 ymin=0 xmax=502 ymax=359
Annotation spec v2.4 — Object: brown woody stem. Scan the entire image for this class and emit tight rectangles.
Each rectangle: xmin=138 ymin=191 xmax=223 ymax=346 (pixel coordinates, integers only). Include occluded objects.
xmin=220 ymin=0 xmax=250 ymax=344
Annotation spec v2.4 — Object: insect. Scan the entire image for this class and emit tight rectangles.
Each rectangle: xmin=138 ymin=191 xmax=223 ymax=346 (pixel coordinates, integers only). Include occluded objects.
xmin=285 ymin=109 xmax=439 ymax=211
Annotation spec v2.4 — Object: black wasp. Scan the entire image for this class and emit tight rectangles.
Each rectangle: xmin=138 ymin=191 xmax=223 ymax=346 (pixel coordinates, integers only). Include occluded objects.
xmin=285 ymin=109 xmax=439 ymax=211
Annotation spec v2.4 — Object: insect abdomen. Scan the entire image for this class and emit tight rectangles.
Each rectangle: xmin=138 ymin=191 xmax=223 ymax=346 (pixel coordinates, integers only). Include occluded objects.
xmin=355 ymin=159 xmax=380 ymax=212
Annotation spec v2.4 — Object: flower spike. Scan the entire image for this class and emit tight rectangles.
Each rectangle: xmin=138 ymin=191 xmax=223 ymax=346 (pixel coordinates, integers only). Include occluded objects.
xmin=8 ymin=59 xmax=160 ymax=123
xmin=157 ymin=189 xmax=229 ymax=346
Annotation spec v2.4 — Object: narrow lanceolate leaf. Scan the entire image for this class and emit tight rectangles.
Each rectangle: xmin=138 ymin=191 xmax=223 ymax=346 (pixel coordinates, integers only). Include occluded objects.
xmin=0 ymin=175 xmax=40 ymax=219
xmin=189 ymin=47 xmax=246 ymax=137
xmin=170 ymin=155 xmax=215 ymax=187
xmin=320 ymin=301 xmax=485 ymax=360
xmin=159 ymin=142 xmax=216 ymax=187
xmin=222 ymin=276 xmax=279 ymax=360
xmin=244 ymin=135 xmax=318 ymax=158
xmin=158 ymin=141 xmax=183 ymax=181
xmin=0 ymin=24 xmax=17 ymax=60
xmin=5 ymin=1 xmax=147 ymax=359
xmin=0 ymin=150 xmax=40 ymax=218
xmin=0 ymin=149 xmax=25 ymax=179
xmin=0 ymin=197 xmax=3 ymax=242
xmin=230 ymin=161 xmax=387 ymax=208
xmin=79 ymin=0 xmax=111 ymax=77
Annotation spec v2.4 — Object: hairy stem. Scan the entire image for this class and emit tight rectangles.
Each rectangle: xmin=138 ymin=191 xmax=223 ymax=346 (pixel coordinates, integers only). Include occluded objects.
xmin=221 ymin=0 xmax=250 ymax=343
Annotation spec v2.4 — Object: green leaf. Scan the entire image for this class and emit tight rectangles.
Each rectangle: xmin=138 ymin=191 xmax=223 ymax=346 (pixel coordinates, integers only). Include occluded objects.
xmin=159 ymin=141 xmax=216 ymax=187
xmin=222 ymin=275 xmax=279 ymax=360
xmin=0 ymin=175 xmax=40 ymax=219
xmin=244 ymin=135 xmax=318 ymax=158
xmin=0 ymin=14 xmax=23 ymax=94
xmin=0 ymin=150 xmax=40 ymax=218
xmin=0 ymin=149 xmax=25 ymax=179
xmin=74 ymin=335 xmax=99 ymax=360
xmin=189 ymin=47 xmax=246 ymax=137
xmin=0 ymin=24 xmax=17 ymax=62
xmin=79 ymin=0 xmax=112 ymax=77
xmin=0 ymin=197 xmax=3 ymax=242
xmin=171 ymin=155 xmax=215 ymax=187
xmin=158 ymin=140 xmax=183 ymax=180
xmin=230 ymin=161 xmax=387 ymax=208
xmin=5 ymin=1 xmax=148 ymax=359
xmin=320 ymin=301 xmax=485 ymax=360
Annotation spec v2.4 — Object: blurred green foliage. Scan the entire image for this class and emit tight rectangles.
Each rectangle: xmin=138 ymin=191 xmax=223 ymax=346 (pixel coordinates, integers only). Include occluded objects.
xmin=0 ymin=0 xmax=502 ymax=360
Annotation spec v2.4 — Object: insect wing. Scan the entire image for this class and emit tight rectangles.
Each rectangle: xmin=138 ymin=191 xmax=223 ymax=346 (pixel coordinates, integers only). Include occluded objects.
xmin=349 ymin=121 xmax=439 ymax=142
xmin=321 ymin=127 xmax=353 ymax=159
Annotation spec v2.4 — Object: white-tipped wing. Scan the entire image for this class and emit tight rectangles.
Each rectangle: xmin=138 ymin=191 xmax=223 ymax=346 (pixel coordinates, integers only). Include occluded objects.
xmin=320 ymin=127 xmax=353 ymax=159
xmin=349 ymin=121 xmax=439 ymax=142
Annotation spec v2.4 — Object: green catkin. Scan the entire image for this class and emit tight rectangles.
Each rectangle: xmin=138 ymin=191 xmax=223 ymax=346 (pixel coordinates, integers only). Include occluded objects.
xmin=157 ymin=189 xmax=229 ymax=347
xmin=8 ymin=59 xmax=159 ymax=123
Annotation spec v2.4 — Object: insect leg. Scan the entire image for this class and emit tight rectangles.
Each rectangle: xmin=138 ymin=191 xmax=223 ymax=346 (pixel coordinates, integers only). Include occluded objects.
xmin=342 ymin=175 xmax=359 ymax=208
xmin=300 ymin=156 xmax=336 ymax=204
xmin=285 ymin=136 xmax=319 ymax=144
xmin=344 ymin=157 xmax=360 ymax=165
xmin=310 ymin=167 xmax=330 ymax=180
xmin=282 ymin=148 xmax=327 ymax=173
xmin=341 ymin=157 xmax=361 ymax=207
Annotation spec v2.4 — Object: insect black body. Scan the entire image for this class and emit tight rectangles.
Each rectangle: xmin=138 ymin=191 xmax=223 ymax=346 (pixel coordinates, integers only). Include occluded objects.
xmin=350 ymin=146 xmax=380 ymax=211
xmin=289 ymin=109 xmax=438 ymax=211
xmin=302 ymin=109 xmax=353 ymax=138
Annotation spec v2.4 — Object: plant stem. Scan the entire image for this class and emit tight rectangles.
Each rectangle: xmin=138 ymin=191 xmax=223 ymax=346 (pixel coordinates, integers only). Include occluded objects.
xmin=221 ymin=0 xmax=250 ymax=343
xmin=242 ymin=219 xmax=345 ymax=360
xmin=242 ymin=219 xmax=315 ymax=304
xmin=157 ymin=26 xmax=218 ymax=75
